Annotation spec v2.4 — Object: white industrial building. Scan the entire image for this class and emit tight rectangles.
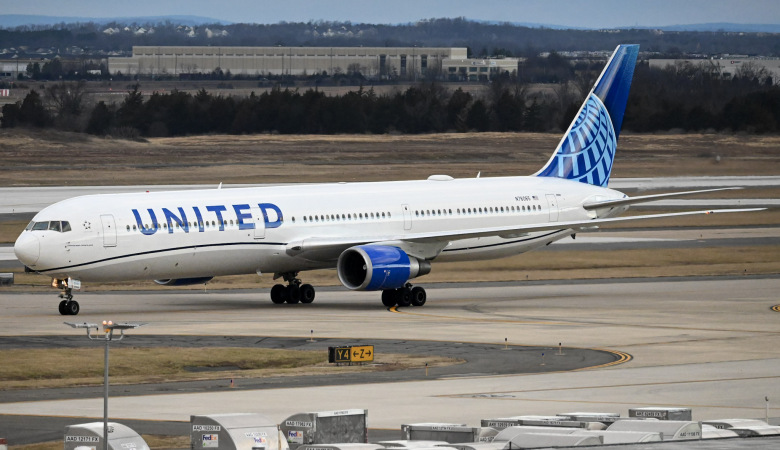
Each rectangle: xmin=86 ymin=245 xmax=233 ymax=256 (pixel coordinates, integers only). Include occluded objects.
xmin=650 ymin=57 xmax=780 ymax=83
xmin=108 ymin=46 xmax=519 ymax=80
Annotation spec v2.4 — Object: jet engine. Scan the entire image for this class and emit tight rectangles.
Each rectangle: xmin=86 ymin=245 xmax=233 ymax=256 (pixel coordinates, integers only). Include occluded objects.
xmin=337 ymin=245 xmax=431 ymax=291
xmin=154 ymin=277 xmax=214 ymax=286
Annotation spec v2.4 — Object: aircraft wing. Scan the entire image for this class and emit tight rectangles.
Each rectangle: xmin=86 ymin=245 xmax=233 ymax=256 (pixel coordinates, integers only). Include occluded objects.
xmin=287 ymin=207 xmax=764 ymax=261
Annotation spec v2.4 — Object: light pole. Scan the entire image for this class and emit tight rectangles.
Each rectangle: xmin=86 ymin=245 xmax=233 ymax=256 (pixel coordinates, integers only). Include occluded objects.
xmin=65 ymin=320 xmax=145 ymax=450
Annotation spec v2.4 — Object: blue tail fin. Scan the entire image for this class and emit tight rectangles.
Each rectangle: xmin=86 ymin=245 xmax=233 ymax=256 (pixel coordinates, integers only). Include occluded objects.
xmin=536 ymin=44 xmax=639 ymax=187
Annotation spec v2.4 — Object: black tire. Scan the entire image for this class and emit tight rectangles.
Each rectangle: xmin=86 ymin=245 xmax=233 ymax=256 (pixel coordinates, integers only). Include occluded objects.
xmin=58 ymin=300 xmax=68 ymax=315
xmin=66 ymin=300 xmax=80 ymax=316
xmin=410 ymin=286 xmax=427 ymax=306
xmin=286 ymin=285 xmax=301 ymax=304
xmin=381 ymin=289 xmax=397 ymax=307
xmin=396 ymin=288 xmax=411 ymax=307
xmin=300 ymin=284 xmax=315 ymax=303
xmin=270 ymin=284 xmax=286 ymax=304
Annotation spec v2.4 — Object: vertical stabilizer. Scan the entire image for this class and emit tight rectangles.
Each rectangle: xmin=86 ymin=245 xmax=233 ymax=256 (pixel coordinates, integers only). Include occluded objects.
xmin=536 ymin=44 xmax=639 ymax=187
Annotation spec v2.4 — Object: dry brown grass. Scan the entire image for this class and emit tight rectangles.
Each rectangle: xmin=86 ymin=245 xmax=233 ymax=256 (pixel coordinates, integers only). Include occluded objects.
xmin=1 ymin=129 xmax=779 ymax=186
xmin=0 ymin=347 xmax=458 ymax=390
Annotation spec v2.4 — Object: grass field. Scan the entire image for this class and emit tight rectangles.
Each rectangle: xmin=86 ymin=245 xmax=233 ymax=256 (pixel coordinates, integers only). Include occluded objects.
xmin=0 ymin=347 xmax=458 ymax=390
xmin=2 ymin=129 xmax=779 ymax=186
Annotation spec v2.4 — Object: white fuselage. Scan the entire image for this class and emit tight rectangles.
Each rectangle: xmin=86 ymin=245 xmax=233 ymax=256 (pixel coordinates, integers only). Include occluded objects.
xmin=15 ymin=175 xmax=626 ymax=284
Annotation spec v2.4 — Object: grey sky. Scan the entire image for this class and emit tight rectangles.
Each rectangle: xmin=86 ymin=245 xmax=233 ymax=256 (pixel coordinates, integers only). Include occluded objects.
xmin=6 ymin=0 xmax=779 ymax=28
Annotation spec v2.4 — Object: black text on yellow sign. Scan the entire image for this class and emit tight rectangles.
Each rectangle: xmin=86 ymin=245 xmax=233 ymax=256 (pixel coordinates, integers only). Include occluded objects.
xmin=350 ymin=345 xmax=374 ymax=362
xmin=331 ymin=345 xmax=374 ymax=363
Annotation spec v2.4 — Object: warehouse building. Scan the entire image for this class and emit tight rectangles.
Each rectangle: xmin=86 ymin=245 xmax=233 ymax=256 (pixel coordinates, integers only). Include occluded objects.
xmin=108 ymin=46 xmax=518 ymax=80
xmin=650 ymin=57 xmax=780 ymax=83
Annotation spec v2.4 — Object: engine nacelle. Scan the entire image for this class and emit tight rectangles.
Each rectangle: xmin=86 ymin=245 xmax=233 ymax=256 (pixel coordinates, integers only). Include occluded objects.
xmin=154 ymin=277 xmax=214 ymax=286
xmin=337 ymin=245 xmax=431 ymax=291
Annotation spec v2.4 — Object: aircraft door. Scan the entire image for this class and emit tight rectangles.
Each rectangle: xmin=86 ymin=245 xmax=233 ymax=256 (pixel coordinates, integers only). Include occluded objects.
xmin=252 ymin=207 xmax=266 ymax=239
xmin=402 ymin=204 xmax=412 ymax=230
xmin=100 ymin=214 xmax=117 ymax=247
xmin=546 ymin=194 xmax=559 ymax=222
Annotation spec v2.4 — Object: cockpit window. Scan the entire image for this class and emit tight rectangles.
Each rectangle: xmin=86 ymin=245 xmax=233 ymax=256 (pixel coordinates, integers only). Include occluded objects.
xmin=29 ymin=221 xmax=71 ymax=232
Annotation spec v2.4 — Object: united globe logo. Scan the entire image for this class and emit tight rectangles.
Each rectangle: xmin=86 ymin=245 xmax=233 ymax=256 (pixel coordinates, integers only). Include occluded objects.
xmin=540 ymin=93 xmax=617 ymax=187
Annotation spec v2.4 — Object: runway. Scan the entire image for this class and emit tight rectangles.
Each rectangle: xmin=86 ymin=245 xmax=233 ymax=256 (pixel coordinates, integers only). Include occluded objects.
xmin=1 ymin=277 xmax=779 ymax=441
xmin=1 ymin=176 xmax=779 ymax=214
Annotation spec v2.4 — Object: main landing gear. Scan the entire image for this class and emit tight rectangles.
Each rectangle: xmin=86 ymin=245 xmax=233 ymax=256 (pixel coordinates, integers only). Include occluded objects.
xmin=270 ymin=272 xmax=316 ymax=305
xmin=57 ymin=287 xmax=80 ymax=315
xmin=381 ymin=284 xmax=426 ymax=308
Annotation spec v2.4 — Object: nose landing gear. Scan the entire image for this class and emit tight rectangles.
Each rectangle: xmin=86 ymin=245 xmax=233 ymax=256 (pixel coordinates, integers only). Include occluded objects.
xmin=57 ymin=287 xmax=80 ymax=315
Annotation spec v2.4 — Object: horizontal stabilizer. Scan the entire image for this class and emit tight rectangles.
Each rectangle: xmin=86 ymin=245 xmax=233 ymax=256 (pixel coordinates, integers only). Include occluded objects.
xmin=583 ymin=187 xmax=743 ymax=210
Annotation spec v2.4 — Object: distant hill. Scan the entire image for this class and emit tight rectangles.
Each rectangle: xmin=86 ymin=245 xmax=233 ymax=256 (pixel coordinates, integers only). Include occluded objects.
xmin=653 ymin=23 xmax=780 ymax=33
xmin=0 ymin=14 xmax=231 ymax=28
xmin=483 ymin=20 xmax=780 ymax=33
xmin=1 ymin=15 xmax=778 ymax=33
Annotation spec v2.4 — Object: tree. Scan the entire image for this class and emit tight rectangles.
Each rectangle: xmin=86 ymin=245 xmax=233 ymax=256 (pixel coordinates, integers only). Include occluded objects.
xmin=116 ymin=84 xmax=145 ymax=131
xmin=45 ymin=81 xmax=86 ymax=117
xmin=466 ymin=99 xmax=490 ymax=131
xmin=86 ymin=101 xmax=114 ymax=135
xmin=1 ymin=103 xmax=21 ymax=128
xmin=18 ymin=90 xmax=51 ymax=127
xmin=26 ymin=62 xmax=41 ymax=80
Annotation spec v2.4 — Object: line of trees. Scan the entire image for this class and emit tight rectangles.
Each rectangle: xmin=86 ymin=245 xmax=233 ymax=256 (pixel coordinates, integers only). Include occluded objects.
xmin=3 ymin=18 xmax=779 ymax=57
xmin=2 ymin=62 xmax=779 ymax=136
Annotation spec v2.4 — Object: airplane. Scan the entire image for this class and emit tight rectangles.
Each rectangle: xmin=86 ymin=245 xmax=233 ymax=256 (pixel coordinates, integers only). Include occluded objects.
xmin=13 ymin=44 xmax=762 ymax=315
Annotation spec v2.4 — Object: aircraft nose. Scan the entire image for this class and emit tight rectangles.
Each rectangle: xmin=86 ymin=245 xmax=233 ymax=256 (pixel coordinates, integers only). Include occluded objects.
xmin=14 ymin=233 xmax=40 ymax=266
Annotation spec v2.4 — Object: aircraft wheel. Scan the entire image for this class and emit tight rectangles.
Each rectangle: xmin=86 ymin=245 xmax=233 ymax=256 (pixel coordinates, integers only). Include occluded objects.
xmin=270 ymin=284 xmax=286 ymax=304
xmin=396 ymin=288 xmax=411 ymax=307
xmin=286 ymin=285 xmax=301 ymax=304
xmin=381 ymin=290 xmax=397 ymax=307
xmin=58 ymin=300 xmax=68 ymax=315
xmin=410 ymin=286 xmax=427 ymax=306
xmin=300 ymin=284 xmax=315 ymax=304
xmin=66 ymin=300 xmax=80 ymax=316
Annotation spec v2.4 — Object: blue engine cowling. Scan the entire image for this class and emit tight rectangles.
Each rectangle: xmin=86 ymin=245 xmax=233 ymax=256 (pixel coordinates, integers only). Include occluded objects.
xmin=154 ymin=277 xmax=214 ymax=286
xmin=337 ymin=245 xmax=431 ymax=291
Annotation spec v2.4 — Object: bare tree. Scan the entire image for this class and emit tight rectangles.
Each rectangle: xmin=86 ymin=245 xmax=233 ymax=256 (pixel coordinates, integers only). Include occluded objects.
xmin=45 ymin=81 xmax=87 ymax=117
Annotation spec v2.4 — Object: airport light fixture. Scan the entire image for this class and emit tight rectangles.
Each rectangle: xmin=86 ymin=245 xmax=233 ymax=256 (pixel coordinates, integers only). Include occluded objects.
xmin=65 ymin=320 xmax=145 ymax=450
